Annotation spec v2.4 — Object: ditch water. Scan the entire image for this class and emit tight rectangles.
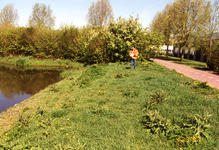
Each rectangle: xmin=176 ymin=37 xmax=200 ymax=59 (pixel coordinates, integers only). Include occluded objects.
xmin=0 ymin=64 xmax=64 ymax=113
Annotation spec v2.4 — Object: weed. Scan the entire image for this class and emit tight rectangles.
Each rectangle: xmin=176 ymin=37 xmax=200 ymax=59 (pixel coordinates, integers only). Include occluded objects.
xmin=37 ymin=118 xmax=57 ymax=128
xmin=115 ymin=73 xmax=123 ymax=78
xmin=122 ymin=88 xmax=140 ymax=98
xmin=49 ymin=84 xmax=59 ymax=92
xmin=183 ymin=81 xmax=192 ymax=85
xmin=123 ymin=73 xmax=132 ymax=77
xmin=196 ymin=82 xmax=213 ymax=89
xmin=142 ymin=110 xmax=213 ymax=149
xmin=145 ymin=91 xmax=166 ymax=109
xmin=80 ymin=78 xmax=90 ymax=88
xmin=91 ymin=105 xmax=104 ymax=115
xmin=192 ymin=113 xmax=212 ymax=139
xmin=22 ymin=107 xmax=29 ymax=112
xmin=144 ymin=76 xmax=154 ymax=81
xmin=142 ymin=110 xmax=172 ymax=135
xmin=15 ymin=114 xmax=32 ymax=127
xmin=50 ymin=109 xmax=68 ymax=118
xmin=16 ymin=59 xmax=25 ymax=66
xmin=35 ymin=107 xmax=46 ymax=117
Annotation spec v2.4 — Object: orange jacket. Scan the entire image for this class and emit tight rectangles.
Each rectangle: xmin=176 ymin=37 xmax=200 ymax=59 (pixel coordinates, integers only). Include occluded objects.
xmin=129 ymin=48 xmax=139 ymax=59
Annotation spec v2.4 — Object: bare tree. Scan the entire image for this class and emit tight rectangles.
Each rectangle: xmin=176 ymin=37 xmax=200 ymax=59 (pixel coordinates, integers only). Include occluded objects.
xmin=0 ymin=3 xmax=19 ymax=26
xmin=28 ymin=3 xmax=56 ymax=28
xmin=87 ymin=0 xmax=114 ymax=27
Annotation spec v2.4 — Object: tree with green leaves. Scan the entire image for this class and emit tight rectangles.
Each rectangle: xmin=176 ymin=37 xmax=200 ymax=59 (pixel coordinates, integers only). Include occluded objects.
xmin=199 ymin=0 xmax=219 ymax=71
xmin=162 ymin=3 xmax=175 ymax=58
xmin=105 ymin=15 xmax=163 ymax=62
xmin=150 ymin=3 xmax=174 ymax=58
xmin=0 ymin=4 xmax=19 ymax=26
xmin=28 ymin=3 xmax=56 ymax=28
xmin=105 ymin=16 xmax=143 ymax=61
xmin=86 ymin=0 xmax=114 ymax=27
xmin=149 ymin=11 xmax=163 ymax=35
xmin=172 ymin=0 xmax=208 ymax=61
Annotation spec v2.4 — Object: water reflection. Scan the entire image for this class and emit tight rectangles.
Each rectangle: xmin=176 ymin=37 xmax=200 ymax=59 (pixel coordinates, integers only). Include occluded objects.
xmin=0 ymin=64 xmax=63 ymax=113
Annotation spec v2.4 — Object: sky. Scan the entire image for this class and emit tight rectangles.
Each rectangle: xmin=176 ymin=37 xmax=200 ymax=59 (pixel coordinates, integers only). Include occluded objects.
xmin=0 ymin=0 xmax=183 ymax=29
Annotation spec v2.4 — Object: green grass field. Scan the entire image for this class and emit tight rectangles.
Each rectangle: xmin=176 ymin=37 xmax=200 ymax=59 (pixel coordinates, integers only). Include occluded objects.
xmin=0 ymin=60 xmax=219 ymax=149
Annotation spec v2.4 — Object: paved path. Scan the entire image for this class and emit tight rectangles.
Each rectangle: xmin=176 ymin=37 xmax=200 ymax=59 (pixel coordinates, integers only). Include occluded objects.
xmin=153 ymin=58 xmax=219 ymax=89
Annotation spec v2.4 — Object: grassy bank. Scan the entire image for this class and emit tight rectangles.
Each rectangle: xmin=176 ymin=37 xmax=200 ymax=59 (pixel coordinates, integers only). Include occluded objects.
xmin=0 ymin=56 xmax=84 ymax=69
xmin=156 ymin=55 xmax=209 ymax=70
xmin=0 ymin=60 xmax=219 ymax=149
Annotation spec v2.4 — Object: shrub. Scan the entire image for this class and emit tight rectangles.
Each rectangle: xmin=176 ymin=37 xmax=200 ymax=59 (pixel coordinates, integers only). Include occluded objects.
xmin=58 ymin=25 xmax=80 ymax=60
xmin=0 ymin=17 xmax=163 ymax=64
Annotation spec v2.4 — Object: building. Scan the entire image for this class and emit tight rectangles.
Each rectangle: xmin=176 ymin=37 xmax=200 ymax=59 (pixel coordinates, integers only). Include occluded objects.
xmin=161 ymin=45 xmax=174 ymax=54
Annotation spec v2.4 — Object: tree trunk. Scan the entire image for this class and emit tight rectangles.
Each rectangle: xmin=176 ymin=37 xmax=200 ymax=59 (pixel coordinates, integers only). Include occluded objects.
xmin=172 ymin=46 xmax=175 ymax=57
xmin=166 ymin=45 xmax=169 ymax=58
xmin=180 ymin=48 xmax=185 ymax=61
xmin=148 ymin=48 xmax=151 ymax=59
xmin=187 ymin=48 xmax=190 ymax=59
xmin=178 ymin=47 xmax=180 ymax=58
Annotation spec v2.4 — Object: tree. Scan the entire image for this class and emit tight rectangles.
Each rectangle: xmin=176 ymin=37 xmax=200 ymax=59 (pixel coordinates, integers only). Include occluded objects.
xmin=105 ymin=16 xmax=143 ymax=61
xmin=28 ymin=3 xmax=56 ymax=28
xmin=87 ymin=0 xmax=114 ymax=27
xmin=200 ymin=0 xmax=219 ymax=71
xmin=0 ymin=4 xmax=19 ymax=26
xmin=105 ymin=15 xmax=163 ymax=62
xmin=172 ymin=0 xmax=208 ymax=61
xmin=149 ymin=11 xmax=163 ymax=35
xmin=162 ymin=3 xmax=175 ymax=58
xmin=150 ymin=3 xmax=175 ymax=58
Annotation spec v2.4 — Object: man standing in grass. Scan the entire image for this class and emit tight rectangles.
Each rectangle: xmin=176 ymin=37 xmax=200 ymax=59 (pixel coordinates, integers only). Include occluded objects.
xmin=129 ymin=46 xmax=139 ymax=70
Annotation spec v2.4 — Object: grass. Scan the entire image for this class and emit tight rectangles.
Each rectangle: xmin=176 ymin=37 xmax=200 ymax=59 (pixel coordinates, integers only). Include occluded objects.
xmin=157 ymin=55 xmax=209 ymax=70
xmin=0 ymin=55 xmax=84 ymax=69
xmin=0 ymin=59 xmax=219 ymax=149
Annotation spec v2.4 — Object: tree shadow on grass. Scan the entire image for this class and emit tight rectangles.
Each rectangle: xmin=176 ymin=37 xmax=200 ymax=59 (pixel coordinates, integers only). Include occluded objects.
xmin=193 ymin=67 xmax=211 ymax=71
xmin=193 ymin=68 xmax=219 ymax=76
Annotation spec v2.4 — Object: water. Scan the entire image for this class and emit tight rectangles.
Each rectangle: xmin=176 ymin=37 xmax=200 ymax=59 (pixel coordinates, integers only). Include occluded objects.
xmin=0 ymin=64 xmax=63 ymax=113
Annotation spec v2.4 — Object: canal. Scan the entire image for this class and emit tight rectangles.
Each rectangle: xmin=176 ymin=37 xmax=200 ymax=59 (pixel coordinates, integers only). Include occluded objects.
xmin=0 ymin=64 xmax=64 ymax=113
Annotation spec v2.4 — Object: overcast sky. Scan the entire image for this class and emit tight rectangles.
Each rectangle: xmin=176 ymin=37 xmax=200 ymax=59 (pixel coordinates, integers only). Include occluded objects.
xmin=0 ymin=0 xmax=215 ymax=29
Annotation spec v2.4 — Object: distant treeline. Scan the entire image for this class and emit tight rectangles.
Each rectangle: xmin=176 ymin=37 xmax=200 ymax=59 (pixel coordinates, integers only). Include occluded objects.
xmin=0 ymin=16 xmax=163 ymax=64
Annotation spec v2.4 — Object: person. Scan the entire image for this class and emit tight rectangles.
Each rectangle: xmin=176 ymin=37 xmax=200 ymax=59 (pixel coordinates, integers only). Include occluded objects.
xmin=129 ymin=46 xmax=139 ymax=70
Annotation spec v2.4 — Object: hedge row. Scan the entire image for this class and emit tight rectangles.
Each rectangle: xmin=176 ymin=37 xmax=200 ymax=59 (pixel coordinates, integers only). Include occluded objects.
xmin=0 ymin=16 xmax=164 ymax=64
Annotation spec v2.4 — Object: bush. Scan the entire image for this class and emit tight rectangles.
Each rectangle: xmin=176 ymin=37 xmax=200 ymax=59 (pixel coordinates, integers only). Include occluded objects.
xmin=105 ymin=16 xmax=163 ymax=62
xmin=204 ymin=41 xmax=219 ymax=72
xmin=0 ymin=17 xmax=163 ymax=64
